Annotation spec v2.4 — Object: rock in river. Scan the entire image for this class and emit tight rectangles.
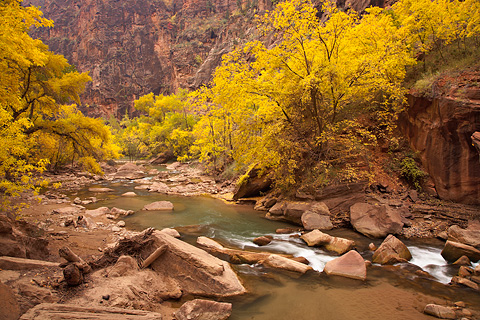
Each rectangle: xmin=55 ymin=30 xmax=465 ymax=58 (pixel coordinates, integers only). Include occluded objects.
xmin=142 ymin=201 xmax=174 ymax=211
xmin=441 ymin=240 xmax=480 ymax=263
xmin=372 ymin=235 xmax=412 ymax=265
xmin=323 ymin=250 xmax=367 ymax=281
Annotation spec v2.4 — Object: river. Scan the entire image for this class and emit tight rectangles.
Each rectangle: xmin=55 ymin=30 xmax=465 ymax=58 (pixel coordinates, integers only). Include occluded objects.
xmin=74 ymin=175 xmax=480 ymax=319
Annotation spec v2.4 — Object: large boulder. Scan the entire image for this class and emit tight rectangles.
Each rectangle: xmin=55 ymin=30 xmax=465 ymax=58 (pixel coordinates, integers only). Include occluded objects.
xmin=149 ymin=231 xmax=246 ymax=297
xmin=301 ymin=202 xmax=333 ymax=230
xmin=149 ymin=150 xmax=175 ymax=165
xmin=175 ymin=299 xmax=232 ymax=320
xmin=233 ymin=167 xmax=272 ymax=200
xmin=372 ymin=235 xmax=412 ymax=265
xmin=142 ymin=201 xmax=174 ymax=211
xmin=350 ymin=203 xmax=404 ymax=238
xmin=301 ymin=230 xmax=355 ymax=255
xmin=323 ymin=250 xmax=367 ymax=280
xmin=447 ymin=224 xmax=480 ymax=249
xmin=441 ymin=240 xmax=480 ymax=263
xmin=114 ymin=162 xmax=146 ymax=180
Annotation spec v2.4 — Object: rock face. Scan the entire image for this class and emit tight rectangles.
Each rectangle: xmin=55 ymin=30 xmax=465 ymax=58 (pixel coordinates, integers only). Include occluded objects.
xmin=323 ymin=250 xmax=367 ymax=280
xmin=372 ymin=235 xmax=412 ymax=265
xmin=0 ymin=282 xmax=21 ymax=320
xmin=350 ymin=203 xmax=404 ymax=238
xmin=175 ymin=299 xmax=232 ymax=320
xmin=399 ymin=70 xmax=480 ymax=205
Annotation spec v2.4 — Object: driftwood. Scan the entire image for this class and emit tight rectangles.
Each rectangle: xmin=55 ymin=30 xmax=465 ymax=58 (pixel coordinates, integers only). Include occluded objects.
xmin=141 ymin=244 xmax=167 ymax=268
xmin=59 ymin=246 xmax=92 ymax=273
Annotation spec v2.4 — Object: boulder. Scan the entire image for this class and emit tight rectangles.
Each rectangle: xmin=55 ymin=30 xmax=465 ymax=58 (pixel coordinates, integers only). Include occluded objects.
xmin=233 ymin=167 xmax=272 ymax=200
xmin=149 ymin=150 xmax=175 ymax=165
xmin=267 ymin=201 xmax=312 ymax=225
xmin=0 ymin=283 xmax=21 ymax=320
xmin=264 ymin=254 xmax=313 ymax=274
xmin=350 ymin=203 xmax=404 ymax=238
xmin=175 ymin=299 xmax=232 ymax=320
xmin=323 ymin=250 xmax=367 ymax=280
xmin=63 ymin=263 xmax=83 ymax=286
xmin=122 ymin=192 xmax=137 ymax=197
xmin=452 ymin=255 xmax=471 ymax=266
xmin=253 ymin=235 xmax=273 ymax=246
xmin=301 ymin=230 xmax=355 ymax=255
xmin=149 ymin=231 xmax=246 ymax=297
xmin=142 ymin=201 xmax=174 ymax=211
xmin=160 ymin=228 xmax=181 ymax=238
xmin=423 ymin=304 xmax=456 ymax=319
xmin=148 ymin=182 xmax=171 ymax=193
xmin=85 ymin=207 xmax=111 ymax=217
xmin=451 ymin=276 xmax=479 ymax=290
xmin=19 ymin=303 xmax=164 ymax=320
xmin=118 ymin=162 xmax=142 ymax=172
xmin=441 ymin=240 xmax=480 ymax=263
xmin=108 ymin=255 xmax=139 ymax=277
xmin=52 ymin=206 xmax=82 ymax=215
xmin=110 ymin=207 xmax=134 ymax=218
xmin=301 ymin=202 xmax=333 ymax=230
xmin=301 ymin=230 xmax=332 ymax=247
xmin=372 ymin=235 xmax=412 ymax=265
xmin=447 ymin=225 xmax=480 ymax=249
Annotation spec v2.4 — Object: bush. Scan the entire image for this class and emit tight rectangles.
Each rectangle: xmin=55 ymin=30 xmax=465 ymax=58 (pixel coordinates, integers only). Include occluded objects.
xmin=400 ymin=156 xmax=427 ymax=190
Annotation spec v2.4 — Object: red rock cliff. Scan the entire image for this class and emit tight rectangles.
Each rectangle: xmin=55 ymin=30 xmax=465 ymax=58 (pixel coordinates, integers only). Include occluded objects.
xmin=399 ymin=69 xmax=480 ymax=205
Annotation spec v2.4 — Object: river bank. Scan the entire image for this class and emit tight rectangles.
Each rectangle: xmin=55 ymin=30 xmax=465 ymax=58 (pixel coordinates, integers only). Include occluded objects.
xmin=1 ymin=161 xmax=479 ymax=319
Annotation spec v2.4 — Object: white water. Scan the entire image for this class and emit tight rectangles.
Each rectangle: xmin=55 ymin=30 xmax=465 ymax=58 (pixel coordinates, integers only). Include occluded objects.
xmin=409 ymin=245 xmax=451 ymax=283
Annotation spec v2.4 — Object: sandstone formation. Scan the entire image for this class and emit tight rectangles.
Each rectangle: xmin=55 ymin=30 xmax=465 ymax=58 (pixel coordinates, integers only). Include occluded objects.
xmin=0 ymin=283 xmax=21 ymax=320
xmin=447 ymin=224 xmax=480 ymax=249
xmin=399 ymin=70 xmax=480 ymax=205
xmin=372 ymin=235 xmax=412 ymax=265
xmin=349 ymin=203 xmax=404 ymax=238
xmin=175 ymin=299 xmax=232 ymax=320
xmin=233 ymin=167 xmax=272 ymax=200
xmin=323 ymin=250 xmax=367 ymax=281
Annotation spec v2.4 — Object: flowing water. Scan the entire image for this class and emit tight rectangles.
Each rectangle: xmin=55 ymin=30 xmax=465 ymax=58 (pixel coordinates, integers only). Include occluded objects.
xmin=75 ymin=177 xmax=480 ymax=319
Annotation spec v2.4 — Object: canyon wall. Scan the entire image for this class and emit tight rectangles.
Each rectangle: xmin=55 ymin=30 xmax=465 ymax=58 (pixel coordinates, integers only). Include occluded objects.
xmin=399 ymin=69 xmax=480 ymax=205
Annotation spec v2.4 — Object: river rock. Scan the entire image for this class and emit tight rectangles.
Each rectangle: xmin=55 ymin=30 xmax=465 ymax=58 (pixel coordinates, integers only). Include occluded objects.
xmin=350 ymin=203 xmax=404 ymax=238
xmin=267 ymin=201 xmax=311 ymax=225
xmin=149 ymin=231 xmax=246 ymax=297
xmin=451 ymin=276 xmax=479 ymax=290
xmin=142 ymin=201 xmax=174 ymax=211
xmin=441 ymin=240 xmax=480 ymax=263
xmin=447 ymin=225 xmax=480 ymax=249
xmin=301 ymin=230 xmax=354 ymax=255
xmin=323 ymin=250 xmax=367 ymax=280
xmin=253 ymin=235 xmax=273 ymax=246
xmin=264 ymin=254 xmax=313 ymax=274
xmin=121 ymin=192 xmax=137 ymax=197
xmin=452 ymin=255 xmax=471 ymax=266
xmin=301 ymin=202 xmax=333 ymax=230
xmin=88 ymin=187 xmax=114 ymax=193
xmin=150 ymin=150 xmax=175 ymax=164
xmin=423 ymin=304 xmax=456 ymax=319
xmin=175 ymin=299 xmax=232 ymax=320
xmin=52 ymin=206 xmax=82 ymax=215
xmin=372 ymin=235 xmax=412 ymax=265
xmin=85 ymin=207 xmax=111 ymax=217
xmin=160 ymin=228 xmax=181 ymax=238
xmin=301 ymin=230 xmax=332 ymax=246
xmin=148 ymin=182 xmax=171 ymax=193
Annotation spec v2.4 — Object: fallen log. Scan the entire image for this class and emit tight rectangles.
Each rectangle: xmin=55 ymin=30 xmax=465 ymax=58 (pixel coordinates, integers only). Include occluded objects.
xmin=59 ymin=246 xmax=91 ymax=273
xmin=141 ymin=244 xmax=167 ymax=268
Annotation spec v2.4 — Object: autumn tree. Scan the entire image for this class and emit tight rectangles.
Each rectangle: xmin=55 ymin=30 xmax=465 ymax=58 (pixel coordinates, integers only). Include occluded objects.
xmin=190 ymin=0 xmax=415 ymax=187
xmin=0 ymin=0 xmax=118 ymax=205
